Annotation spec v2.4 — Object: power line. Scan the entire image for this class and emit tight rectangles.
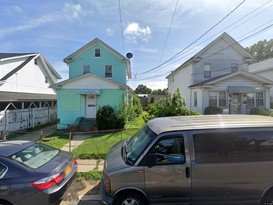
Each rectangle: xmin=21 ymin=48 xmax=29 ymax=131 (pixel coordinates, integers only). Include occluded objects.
xmin=159 ymin=0 xmax=179 ymax=63
xmin=134 ymin=22 xmax=273 ymax=81
xmin=136 ymin=0 xmax=246 ymax=76
xmin=118 ymin=0 xmax=125 ymax=54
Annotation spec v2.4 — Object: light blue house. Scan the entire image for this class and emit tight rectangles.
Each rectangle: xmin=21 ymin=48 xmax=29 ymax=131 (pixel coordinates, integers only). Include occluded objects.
xmin=51 ymin=38 xmax=132 ymax=129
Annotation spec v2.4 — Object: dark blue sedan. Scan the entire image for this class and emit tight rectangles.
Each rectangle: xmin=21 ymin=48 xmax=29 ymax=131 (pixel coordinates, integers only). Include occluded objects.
xmin=0 ymin=140 xmax=77 ymax=205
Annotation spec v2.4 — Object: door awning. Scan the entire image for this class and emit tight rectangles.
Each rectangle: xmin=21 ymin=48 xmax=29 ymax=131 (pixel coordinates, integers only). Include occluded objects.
xmin=75 ymin=89 xmax=101 ymax=95
xmin=228 ymin=86 xmax=258 ymax=93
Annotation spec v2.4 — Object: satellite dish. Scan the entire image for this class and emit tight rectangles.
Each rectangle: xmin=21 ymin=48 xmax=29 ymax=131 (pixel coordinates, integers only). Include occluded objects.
xmin=126 ymin=52 xmax=133 ymax=59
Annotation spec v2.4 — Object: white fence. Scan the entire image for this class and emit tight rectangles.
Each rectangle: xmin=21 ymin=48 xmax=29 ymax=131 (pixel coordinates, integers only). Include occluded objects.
xmin=0 ymin=106 xmax=57 ymax=132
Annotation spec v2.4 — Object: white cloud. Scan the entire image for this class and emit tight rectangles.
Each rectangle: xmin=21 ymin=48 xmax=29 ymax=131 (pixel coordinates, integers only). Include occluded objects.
xmin=124 ymin=23 xmax=152 ymax=43
xmin=137 ymin=47 xmax=158 ymax=53
xmin=63 ymin=3 xmax=85 ymax=21
xmin=106 ymin=28 xmax=114 ymax=36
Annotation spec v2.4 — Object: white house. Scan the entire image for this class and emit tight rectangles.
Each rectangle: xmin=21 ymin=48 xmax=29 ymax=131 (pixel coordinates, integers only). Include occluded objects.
xmin=166 ymin=33 xmax=273 ymax=114
xmin=249 ymin=58 xmax=273 ymax=101
xmin=0 ymin=53 xmax=61 ymax=132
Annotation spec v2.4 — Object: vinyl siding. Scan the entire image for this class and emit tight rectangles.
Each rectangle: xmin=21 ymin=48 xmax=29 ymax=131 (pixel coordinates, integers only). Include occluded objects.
xmin=69 ymin=43 xmax=127 ymax=85
xmin=192 ymin=39 xmax=249 ymax=85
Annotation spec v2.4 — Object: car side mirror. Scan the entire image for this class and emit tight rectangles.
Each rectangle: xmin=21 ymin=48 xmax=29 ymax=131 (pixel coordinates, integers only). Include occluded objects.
xmin=147 ymin=153 xmax=157 ymax=168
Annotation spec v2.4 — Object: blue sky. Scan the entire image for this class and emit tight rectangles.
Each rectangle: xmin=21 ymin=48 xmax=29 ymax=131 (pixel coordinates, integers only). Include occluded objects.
xmin=1 ymin=0 xmax=273 ymax=90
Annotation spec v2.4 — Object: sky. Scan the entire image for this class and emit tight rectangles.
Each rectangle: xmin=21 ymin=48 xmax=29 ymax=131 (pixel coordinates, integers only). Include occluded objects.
xmin=1 ymin=0 xmax=273 ymax=90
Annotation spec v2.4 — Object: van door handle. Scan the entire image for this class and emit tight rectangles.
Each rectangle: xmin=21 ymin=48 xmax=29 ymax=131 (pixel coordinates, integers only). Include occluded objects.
xmin=185 ymin=167 xmax=190 ymax=178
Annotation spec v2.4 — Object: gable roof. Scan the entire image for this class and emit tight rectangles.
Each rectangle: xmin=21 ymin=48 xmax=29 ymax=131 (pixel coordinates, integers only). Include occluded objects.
xmin=189 ymin=71 xmax=273 ymax=88
xmin=167 ymin=32 xmax=255 ymax=78
xmin=63 ymin=38 xmax=132 ymax=79
xmin=0 ymin=53 xmax=61 ymax=84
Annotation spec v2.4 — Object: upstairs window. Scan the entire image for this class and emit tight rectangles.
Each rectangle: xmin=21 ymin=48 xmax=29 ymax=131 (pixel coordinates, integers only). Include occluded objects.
xmin=95 ymin=49 xmax=100 ymax=57
xmin=83 ymin=65 xmax=91 ymax=74
xmin=231 ymin=63 xmax=239 ymax=72
xmin=204 ymin=64 xmax=211 ymax=78
xmin=105 ymin=65 xmax=112 ymax=78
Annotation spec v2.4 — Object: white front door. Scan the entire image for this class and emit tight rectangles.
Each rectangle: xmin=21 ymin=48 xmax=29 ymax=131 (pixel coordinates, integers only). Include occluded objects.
xmin=85 ymin=95 xmax=97 ymax=118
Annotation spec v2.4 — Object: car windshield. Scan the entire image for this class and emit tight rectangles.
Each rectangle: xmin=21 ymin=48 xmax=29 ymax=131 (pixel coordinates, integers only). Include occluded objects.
xmin=126 ymin=125 xmax=157 ymax=164
xmin=9 ymin=143 xmax=59 ymax=169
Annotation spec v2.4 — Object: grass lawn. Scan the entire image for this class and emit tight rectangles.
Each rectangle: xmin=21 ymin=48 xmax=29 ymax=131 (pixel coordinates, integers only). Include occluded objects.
xmin=72 ymin=112 xmax=146 ymax=159
xmin=41 ymin=132 xmax=69 ymax=149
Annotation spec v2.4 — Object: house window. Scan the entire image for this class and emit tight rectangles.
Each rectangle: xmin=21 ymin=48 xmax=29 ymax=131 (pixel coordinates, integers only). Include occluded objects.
xmin=95 ymin=49 xmax=100 ymax=57
xmin=209 ymin=91 xmax=227 ymax=108
xmin=246 ymin=93 xmax=254 ymax=107
xmin=204 ymin=64 xmax=211 ymax=78
xmin=194 ymin=92 xmax=198 ymax=107
xmin=83 ymin=65 xmax=90 ymax=74
xmin=231 ymin=63 xmax=239 ymax=72
xmin=256 ymin=92 xmax=264 ymax=107
xmin=219 ymin=91 xmax=227 ymax=107
xmin=209 ymin=92 xmax=217 ymax=107
xmin=105 ymin=65 xmax=112 ymax=78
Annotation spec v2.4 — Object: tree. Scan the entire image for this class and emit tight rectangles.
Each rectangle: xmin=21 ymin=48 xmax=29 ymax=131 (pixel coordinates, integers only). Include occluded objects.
xmin=135 ymin=84 xmax=152 ymax=94
xmin=245 ymin=39 xmax=273 ymax=62
xmin=151 ymin=88 xmax=168 ymax=95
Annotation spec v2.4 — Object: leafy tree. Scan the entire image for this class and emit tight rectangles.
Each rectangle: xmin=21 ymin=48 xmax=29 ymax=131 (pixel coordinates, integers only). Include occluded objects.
xmin=135 ymin=84 xmax=152 ymax=94
xmin=144 ymin=89 xmax=199 ymax=121
xmin=151 ymin=88 xmax=168 ymax=95
xmin=245 ymin=39 xmax=273 ymax=62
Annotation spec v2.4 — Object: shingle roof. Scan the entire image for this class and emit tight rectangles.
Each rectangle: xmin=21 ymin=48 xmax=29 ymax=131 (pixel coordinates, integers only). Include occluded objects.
xmin=0 ymin=91 xmax=57 ymax=101
xmin=0 ymin=53 xmax=35 ymax=60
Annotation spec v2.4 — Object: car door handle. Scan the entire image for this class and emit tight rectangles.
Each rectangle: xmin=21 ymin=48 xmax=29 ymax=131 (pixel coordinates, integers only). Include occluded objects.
xmin=185 ymin=167 xmax=190 ymax=178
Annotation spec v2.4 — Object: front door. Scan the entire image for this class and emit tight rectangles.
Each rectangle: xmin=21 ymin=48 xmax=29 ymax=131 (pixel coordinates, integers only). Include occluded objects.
xmin=85 ymin=94 xmax=97 ymax=118
xmin=144 ymin=134 xmax=191 ymax=204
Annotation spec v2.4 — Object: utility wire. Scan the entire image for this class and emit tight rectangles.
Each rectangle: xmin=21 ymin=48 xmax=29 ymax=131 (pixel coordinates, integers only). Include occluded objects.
xmin=118 ymin=0 xmax=125 ymax=54
xmin=136 ymin=0 xmax=246 ymax=76
xmin=134 ymin=22 xmax=273 ymax=81
xmin=159 ymin=0 xmax=179 ymax=63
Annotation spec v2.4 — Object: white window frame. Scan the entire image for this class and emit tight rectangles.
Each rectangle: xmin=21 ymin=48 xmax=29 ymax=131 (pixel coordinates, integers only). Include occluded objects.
xmin=194 ymin=92 xmax=198 ymax=107
xmin=204 ymin=64 xmax=211 ymax=78
xmin=105 ymin=65 xmax=112 ymax=78
xmin=95 ymin=49 xmax=100 ymax=58
xmin=83 ymin=65 xmax=91 ymax=74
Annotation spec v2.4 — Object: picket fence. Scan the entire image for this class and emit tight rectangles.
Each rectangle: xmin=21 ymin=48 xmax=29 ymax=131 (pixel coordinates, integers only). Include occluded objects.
xmin=0 ymin=106 xmax=57 ymax=133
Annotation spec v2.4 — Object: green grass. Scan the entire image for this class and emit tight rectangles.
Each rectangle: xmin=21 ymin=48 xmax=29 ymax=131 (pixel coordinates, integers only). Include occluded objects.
xmin=72 ymin=113 xmax=146 ymax=159
xmin=77 ymin=171 xmax=102 ymax=181
xmin=41 ymin=132 xmax=69 ymax=149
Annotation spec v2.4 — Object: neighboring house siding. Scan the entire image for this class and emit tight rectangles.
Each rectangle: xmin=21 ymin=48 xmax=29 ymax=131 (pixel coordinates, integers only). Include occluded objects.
xmin=0 ymin=57 xmax=56 ymax=94
xmin=192 ymin=39 xmax=249 ymax=85
xmin=168 ymin=64 xmax=192 ymax=108
xmin=69 ymin=43 xmax=127 ymax=85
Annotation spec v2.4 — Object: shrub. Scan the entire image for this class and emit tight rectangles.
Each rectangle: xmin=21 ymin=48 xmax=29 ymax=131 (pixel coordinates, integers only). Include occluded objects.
xmin=204 ymin=106 xmax=223 ymax=115
xmin=96 ymin=106 xmax=118 ymax=130
xmin=249 ymin=108 xmax=272 ymax=116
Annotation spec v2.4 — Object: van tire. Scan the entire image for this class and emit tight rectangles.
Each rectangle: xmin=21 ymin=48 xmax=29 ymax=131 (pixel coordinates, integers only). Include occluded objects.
xmin=115 ymin=192 xmax=146 ymax=205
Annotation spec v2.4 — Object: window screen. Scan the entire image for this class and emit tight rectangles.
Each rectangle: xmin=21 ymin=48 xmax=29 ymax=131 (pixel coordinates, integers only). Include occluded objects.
xmin=193 ymin=130 xmax=273 ymax=164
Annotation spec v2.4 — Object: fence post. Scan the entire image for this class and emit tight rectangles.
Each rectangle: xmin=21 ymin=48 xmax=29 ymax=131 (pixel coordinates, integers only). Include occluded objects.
xmin=40 ymin=131 xmax=44 ymax=141
xmin=69 ymin=132 xmax=72 ymax=152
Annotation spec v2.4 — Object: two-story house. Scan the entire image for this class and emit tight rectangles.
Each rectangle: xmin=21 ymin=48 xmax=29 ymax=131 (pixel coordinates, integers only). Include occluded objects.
xmin=167 ymin=33 xmax=273 ymax=114
xmin=51 ymin=38 xmax=132 ymax=129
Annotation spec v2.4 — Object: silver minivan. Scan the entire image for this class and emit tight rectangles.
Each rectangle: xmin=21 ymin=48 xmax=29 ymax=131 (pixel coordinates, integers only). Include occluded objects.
xmin=101 ymin=115 xmax=273 ymax=205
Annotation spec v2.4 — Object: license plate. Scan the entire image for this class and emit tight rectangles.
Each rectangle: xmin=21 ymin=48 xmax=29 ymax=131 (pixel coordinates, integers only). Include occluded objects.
xmin=64 ymin=165 xmax=71 ymax=176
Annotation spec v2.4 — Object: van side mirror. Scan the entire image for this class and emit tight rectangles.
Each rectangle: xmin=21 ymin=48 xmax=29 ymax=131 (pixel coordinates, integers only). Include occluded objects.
xmin=147 ymin=153 xmax=157 ymax=168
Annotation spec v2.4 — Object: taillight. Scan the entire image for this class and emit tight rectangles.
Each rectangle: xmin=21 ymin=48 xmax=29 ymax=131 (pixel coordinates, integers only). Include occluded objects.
xmin=71 ymin=159 xmax=77 ymax=166
xmin=104 ymin=174 xmax=111 ymax=193
xmin=32 ymin=173 xmax=64 ymax=190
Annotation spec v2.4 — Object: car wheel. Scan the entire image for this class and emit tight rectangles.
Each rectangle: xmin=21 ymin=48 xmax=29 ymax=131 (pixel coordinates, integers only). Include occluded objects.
xmin=0 ymin=201 xmax=12 ymax=205
xmin=115 ymin=192 xmax=146 ymax=205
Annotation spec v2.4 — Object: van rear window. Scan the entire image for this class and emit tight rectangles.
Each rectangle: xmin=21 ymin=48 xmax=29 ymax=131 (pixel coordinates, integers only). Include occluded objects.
xmin=193 ymin=130 xmax=273 ymax=164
